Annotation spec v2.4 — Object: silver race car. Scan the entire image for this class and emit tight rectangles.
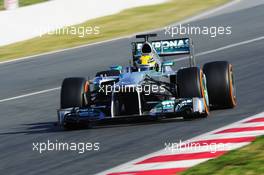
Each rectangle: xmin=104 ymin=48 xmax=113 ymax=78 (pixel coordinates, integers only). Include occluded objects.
xmin=58 ymin=34 xmax=237 ymax=129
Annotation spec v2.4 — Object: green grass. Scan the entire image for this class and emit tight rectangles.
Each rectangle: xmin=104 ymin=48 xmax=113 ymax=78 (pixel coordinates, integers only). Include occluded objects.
xmin=0 ymin=0 xmax=229 ymax=61
xmin=0 ymin=0 xmax=3 ymax=10
xmin=0 ymin=0 xmax=48 ymax=10
xmin=19 ymin=0 xmax=48 ymax=6
xmin=181 ymin=136 xmax=264 ymax=175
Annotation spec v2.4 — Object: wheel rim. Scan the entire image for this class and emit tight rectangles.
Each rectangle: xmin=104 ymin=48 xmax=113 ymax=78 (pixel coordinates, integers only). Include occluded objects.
xmin=200 ymin=70 xmax=209 ymax=114
xmin=84 ymin=81 xmax=89 ymax=93
xmin=202 ymin=75 xmax=210 ymax=108
xmin=229 ymin=65 xmax=237 ymax=106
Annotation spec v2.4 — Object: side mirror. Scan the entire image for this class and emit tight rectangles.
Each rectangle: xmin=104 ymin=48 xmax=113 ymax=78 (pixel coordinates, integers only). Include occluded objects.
xmin=110 ymin=65 xmax=123 ymax=71
xmin=162 ymin=61 xmax=174 ymax=66
xmin=161 ymin=61 xmax=174 ymax=73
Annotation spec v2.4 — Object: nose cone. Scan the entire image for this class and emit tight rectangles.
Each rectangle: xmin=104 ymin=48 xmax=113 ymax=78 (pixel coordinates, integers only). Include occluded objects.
xmin=118 ymin=72 xmax=146 ymax=86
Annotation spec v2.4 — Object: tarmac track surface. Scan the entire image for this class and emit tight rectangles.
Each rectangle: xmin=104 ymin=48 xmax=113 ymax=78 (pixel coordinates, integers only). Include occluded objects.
xmin=1 ymin=0 xmax=264 ymax=174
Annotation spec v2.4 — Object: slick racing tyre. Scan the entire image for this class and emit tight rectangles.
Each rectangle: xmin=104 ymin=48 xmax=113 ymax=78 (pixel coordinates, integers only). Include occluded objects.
xmin=177 ymin=67 xmax=209 ymax=118
xmin=203 ymin=61 xmax=237 ymax=109
xmin=96 ymin=70 xmax=120 ymax=77
xmin=60 ymin=77 xmax=90 ymax=109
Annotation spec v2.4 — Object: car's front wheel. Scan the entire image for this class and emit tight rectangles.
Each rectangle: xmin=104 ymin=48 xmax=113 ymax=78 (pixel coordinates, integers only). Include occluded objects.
xmin=177 ymin=67 xmax=209 ymax=118
xmin=60 ymin=77 xmax=89 ymax=109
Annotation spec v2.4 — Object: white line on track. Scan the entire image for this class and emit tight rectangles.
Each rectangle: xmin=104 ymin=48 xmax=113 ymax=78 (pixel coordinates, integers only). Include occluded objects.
xmin=172 ymin=35 xmax=264 ymax=62
xmin=0 ymin=87 xmax=60 ymax=103
xmin=196 ymin=36 xmax=264 ymax=57
xmin=0 ymin=35 xmax=264 ymax=103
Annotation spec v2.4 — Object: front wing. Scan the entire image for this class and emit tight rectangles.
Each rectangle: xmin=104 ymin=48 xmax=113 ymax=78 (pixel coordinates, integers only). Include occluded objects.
xmin=57 ymin=98 xmax=207 ymax=127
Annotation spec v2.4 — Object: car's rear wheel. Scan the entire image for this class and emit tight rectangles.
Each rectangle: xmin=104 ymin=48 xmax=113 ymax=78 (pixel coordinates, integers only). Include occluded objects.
xmin=177 ymin=67 xmax=209 ymax=118
xmin=60 ymin=77 xmax=89 ymax=109
xmin=203 ymin=61 xmax=237 ymax=109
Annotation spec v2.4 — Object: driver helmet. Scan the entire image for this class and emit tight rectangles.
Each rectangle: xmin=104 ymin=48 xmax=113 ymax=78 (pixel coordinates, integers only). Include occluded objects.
xmin=139 ymin=55 xmax=157 ymax=69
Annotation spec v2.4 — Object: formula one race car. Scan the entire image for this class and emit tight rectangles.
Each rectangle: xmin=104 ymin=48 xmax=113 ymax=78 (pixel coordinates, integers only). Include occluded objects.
xmin=57 ymin=34 xmax=237 ymax=129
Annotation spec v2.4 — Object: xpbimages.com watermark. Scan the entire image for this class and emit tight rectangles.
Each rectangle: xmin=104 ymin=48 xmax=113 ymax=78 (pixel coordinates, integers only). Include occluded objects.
xmin=165 ymin=24 xmax=232 ymax=38
xmin=98 ymin=83 xmax=166 ymax=95
xmin=32 ymin=140 xmax=100 ymax=154
xmin=165 ymin=140 xmax=231 ymax=153
xmin=38 ymin=25 xmax=100 ymax=38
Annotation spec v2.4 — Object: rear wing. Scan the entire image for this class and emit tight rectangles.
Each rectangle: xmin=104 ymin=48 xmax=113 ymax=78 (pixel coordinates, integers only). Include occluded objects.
xmin=131 ymin=34 xmax=196 ymax=67
xmin=132 ymin=38 xmax=190 ymax=57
